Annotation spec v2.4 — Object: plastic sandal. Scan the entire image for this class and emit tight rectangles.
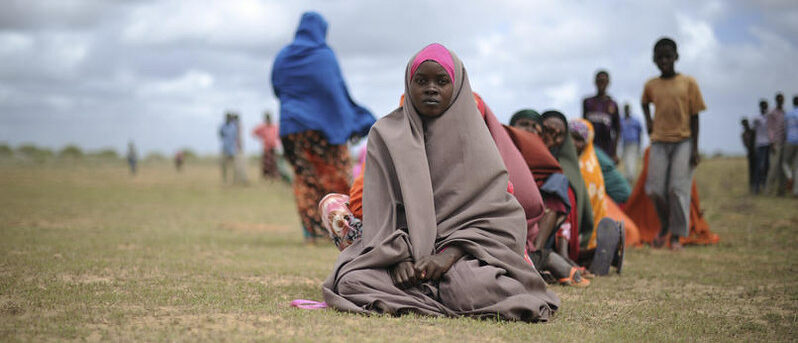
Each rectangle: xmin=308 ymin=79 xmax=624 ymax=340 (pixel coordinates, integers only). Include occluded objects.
xmin=290 ymin=299 xmax=328 ymax=310
xmin=558 ymin=267 xmax=590 ymax=287
xmin=575 ymin=266 xmax=595 ymax=279
xmin=589 ymin=218 xmax=620 ymax=276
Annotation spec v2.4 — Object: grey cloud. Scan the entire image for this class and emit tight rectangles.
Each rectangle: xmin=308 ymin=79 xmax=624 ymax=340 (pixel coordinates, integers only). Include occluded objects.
xmin=0 ymin=0 xmax=140 ymax=31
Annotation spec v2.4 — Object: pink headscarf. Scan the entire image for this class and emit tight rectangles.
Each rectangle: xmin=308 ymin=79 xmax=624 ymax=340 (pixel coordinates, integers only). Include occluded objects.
xmin=410 ymin=43 xmax=455 ymax=83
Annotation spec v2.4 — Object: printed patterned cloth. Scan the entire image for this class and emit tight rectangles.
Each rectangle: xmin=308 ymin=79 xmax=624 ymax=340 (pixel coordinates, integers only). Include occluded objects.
xmin=281 ymin=130 xmax=352 ymax=239
xmin=260 ymin=148 xmax=279 ymax=178
xmin=570 ymin=119 xmax=608 ymax=250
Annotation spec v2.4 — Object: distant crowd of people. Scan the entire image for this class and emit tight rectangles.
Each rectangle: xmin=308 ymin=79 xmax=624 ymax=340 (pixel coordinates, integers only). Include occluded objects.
xmin=265 ymin=12 xmax=728 ymax=322
xmin=741 ymin=94 xmax=798 ymax=197
xmin=124 ymin=142 xmax=188 ymax=176
xmin=216 ymin=109 xmax=296 ymax=185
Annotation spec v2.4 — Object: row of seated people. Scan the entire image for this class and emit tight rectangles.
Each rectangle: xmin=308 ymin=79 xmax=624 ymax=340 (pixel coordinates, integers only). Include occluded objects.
xmin=320 ymin=91 xmax=718 ymax=288
xmin=317 ymin=44 xmax=720 ymax=321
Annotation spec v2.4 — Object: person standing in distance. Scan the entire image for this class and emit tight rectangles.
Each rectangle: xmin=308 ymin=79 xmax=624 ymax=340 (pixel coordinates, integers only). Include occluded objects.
xmin=583 ymin=70 xmax=621 ymax=163
xmin=641 ymin=37 xmax=706 ymax=251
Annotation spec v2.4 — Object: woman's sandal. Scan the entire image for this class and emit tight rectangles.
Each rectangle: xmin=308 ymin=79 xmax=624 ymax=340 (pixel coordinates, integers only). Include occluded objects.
xmin=290 ymin=299 xmax=328 ymax=310
xmin=558 ymin=267 xmax=590 ymax=287
xmin=575 ymin=266 xmax=595 ymax=279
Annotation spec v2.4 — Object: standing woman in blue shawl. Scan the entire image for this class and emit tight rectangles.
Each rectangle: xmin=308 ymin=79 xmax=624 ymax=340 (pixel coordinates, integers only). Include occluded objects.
xmin=271 ymin=12 xmax=376 ymax=243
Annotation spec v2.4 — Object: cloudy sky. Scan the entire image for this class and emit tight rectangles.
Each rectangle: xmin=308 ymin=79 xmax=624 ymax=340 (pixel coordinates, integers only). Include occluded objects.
xmin=1 ymin=0 xmax=796 ymax=156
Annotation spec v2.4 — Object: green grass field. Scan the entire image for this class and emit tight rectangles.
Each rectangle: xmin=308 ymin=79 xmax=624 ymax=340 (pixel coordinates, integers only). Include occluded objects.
xmin=1 ymin=158 xmax=796 ymax=342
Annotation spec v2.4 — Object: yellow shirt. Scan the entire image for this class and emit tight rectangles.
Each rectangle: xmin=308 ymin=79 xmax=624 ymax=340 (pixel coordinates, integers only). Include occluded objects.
xmin=641 ymin=74 xmax=706 ymax=142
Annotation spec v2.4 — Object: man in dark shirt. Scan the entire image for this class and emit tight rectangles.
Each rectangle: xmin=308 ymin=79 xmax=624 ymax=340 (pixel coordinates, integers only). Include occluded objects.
xmin=741 ymin=118 xmax=755 ymax=194
xmin=583 ymin=70 xmax=621 ymax=162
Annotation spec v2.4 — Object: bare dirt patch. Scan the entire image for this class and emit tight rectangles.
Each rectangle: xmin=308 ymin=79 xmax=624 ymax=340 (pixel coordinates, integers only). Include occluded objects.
xmin=59 ymin=273 xmax=113 ymax=284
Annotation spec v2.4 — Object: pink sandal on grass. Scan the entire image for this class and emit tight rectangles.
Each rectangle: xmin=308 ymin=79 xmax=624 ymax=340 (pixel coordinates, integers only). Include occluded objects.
xmin=290 ymin=299 xmax=328 ymax=310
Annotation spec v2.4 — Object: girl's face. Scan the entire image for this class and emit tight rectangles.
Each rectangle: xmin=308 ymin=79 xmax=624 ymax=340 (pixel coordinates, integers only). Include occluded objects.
xmin=513 ymin=118 xmax=541 ymax=135
xmin=541 ymin=117 xmax=566 ymax=150
xmin=410 ymin=61 xmax=454 ymax=118
xmin=571 ymin=131 xmax=586 ymax=155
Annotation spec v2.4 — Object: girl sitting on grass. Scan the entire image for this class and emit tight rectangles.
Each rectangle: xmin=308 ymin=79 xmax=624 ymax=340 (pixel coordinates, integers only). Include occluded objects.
xmin=321 ymin=43 xmax=559 ymax=322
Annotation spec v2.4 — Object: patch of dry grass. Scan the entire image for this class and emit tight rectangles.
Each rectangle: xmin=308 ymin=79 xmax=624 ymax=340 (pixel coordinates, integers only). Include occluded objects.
xmin=0 ymin=158 xmax=796 ymax=342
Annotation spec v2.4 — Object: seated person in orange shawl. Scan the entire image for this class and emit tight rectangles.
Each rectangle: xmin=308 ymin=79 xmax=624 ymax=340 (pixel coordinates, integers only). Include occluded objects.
xmin=569 ymin=118 xmax=641 ymax=250
xmin=624 ymin=147 xmax=719 ymax=246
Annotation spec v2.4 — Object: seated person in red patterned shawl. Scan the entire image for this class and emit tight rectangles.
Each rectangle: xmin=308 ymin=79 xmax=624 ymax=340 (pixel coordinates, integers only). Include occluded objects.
xmin=508 ymin=109 xmax=592 ymax=280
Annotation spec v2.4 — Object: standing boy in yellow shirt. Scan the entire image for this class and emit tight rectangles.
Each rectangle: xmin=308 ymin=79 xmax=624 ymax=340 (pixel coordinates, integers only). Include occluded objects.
xmin=641 ymin=37 xmax=706 ymax=251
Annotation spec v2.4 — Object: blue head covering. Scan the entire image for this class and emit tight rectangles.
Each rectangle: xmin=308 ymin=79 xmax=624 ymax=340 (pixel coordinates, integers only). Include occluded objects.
xmin=271 ymin=12 xmax=376 ymax=144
